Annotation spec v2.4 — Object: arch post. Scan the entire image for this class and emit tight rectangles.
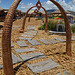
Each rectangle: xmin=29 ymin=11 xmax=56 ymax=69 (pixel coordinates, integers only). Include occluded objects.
xmin=19 ymin=6 xmax=36 ymax=33
xmin=42 ymin=7 xmax=48 ymax=32
xmin=28 ymin=16 xmax=31 ymax=22
xmin=20 ymin=6 xmax=48 ymax=33
xmin=50 ymin=0 xmax=72 ymax=56
xmin=2 ymin=0 xmax=72 ymax=75
xmin=28 ymin=13 xmax=34 ymax=22
xmin=2 ymin=0 xmax=21 ymax=75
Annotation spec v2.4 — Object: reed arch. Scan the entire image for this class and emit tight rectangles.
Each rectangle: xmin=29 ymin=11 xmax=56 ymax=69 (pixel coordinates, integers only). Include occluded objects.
xmin=2 ymin=0 xmax=71 ymax=75
xmin=20 ymin=5 xmax=48 ymax=33
xmin=28 ymin=12 xmax=35 ymax=22
xmin=28 ymin=10 xmax=44 ymax=22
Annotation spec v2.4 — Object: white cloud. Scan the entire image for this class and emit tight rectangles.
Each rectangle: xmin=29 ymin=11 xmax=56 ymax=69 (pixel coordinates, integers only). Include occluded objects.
xmin=68 ymin=0 xmax=75 ymax=5
xmin=20 ymin=2 xmax=35 ymax=12
xmin=42 ymin=0 xmax=57 ymax=10
xmin=20 ymin=0 xmax=75 ymax=12
xmin=20 ymin=0 xmax=57 ymax=12
xmin=58 ymin=0 xmax=75 ymax=11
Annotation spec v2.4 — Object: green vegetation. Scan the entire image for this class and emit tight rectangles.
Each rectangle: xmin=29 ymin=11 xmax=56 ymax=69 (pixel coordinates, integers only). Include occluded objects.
xmin=36 ymin=18 xmax=42 ymax=20
xmin=38 ymin=19 xmax=64 ymax=31
xmin=71 ymin=25 xmax=75 ymax=33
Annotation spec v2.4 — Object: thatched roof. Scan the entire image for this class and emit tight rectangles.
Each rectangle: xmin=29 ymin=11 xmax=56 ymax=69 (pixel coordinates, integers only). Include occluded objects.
xmin=3 ymin=9 xmax=21 ymax=13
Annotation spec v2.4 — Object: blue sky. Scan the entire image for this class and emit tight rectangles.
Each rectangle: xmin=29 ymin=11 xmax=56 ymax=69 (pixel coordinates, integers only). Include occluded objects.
xmin=0 ymin=0 xmax=75 ymax=12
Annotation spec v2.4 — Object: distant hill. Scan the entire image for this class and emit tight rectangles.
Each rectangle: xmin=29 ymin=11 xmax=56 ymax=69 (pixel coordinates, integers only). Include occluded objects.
xmin=46 ymin=9 xmax=57 ymax=14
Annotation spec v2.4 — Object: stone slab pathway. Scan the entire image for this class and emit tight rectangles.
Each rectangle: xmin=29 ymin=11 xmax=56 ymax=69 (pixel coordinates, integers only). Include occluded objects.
xmin=12 ymin=53 xmax=22 ymax=64
xmin=24 ymin=31 xmax=37 ymax=35
xmin=27 ymin=59 xmax=60 ymax=73
xmin=26 ymin=31 xmax=37 ymax=33
xmin=1 ymin=25 xmax=73 ymax=74
xmin=19 ymin=37 xmax=32 ymax=40
xmin=19 ymin=52 xmax=45 ymax=61
xmin=14 ymin=48 xmax=36 ymax=53
xmin=55 ymin=38 xmax=66 ymax=42
xmin=21 ymin=34 xmax=34 ymax=38
xmin=27 ymin=26 xmax=36 ymax=30
xmin=28 ymin=40 xmax=41 ymax=45
xmin=48 ymin=39 xmax=59 ymax=44
xmin=17 ymin=41 xmax=28 ymax=47
xmin=39 ymin=39 xmax=51 ymax=45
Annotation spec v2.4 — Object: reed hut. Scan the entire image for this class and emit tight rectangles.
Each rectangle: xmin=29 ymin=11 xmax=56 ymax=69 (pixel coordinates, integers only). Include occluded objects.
xmin=0 ymin=8 xmax=25 ymax=21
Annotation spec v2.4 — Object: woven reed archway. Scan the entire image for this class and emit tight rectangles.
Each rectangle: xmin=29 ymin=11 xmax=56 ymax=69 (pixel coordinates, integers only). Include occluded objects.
xmin=20 ymin=1 xmax=48 ymax=33
xmin=28 ymin=10 xmax=44 ymax=22
xmin=2 ymin=0 xmax=71 ymax=75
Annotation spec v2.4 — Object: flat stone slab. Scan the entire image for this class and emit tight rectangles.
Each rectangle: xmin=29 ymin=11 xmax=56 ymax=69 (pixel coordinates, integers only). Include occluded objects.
xmin=11 ymin=41 xmax=14 ymax=47
xmin=14 ymin=48 xmax=36 ymax=53
xmin=27 ymin=59 xmax=60 ymax=73
xmin=27 ymin=26 xmax=36 ymax=30
xmin=21 ymin=35 xmax=27 ymax=37
xmin=40 ymin=39 xmax=51 ymax=45
xmin=63 ymin=36 xmax=75 ymax=41
xmin=27 ymin=31 xmax=37 ymax=33
xmin=26 ymin=33 xmax=37 ymax=36
xmin=19 ymin=52 xmax=46 ymax=61
xmin=25 ymin=31 xmax=37 ymax=35
xmin=55 ymin=38 xmax=66 ymax=42
xmin=24 ymin=32 xmax=37 ymax=35
xmin=28 ymin=40 xmax=41 ymax=45
xmin=19 ymin=37 xmax=32 ymax=40
xmin=21 ymin=34 xmax=34 ymax=38
xmin=12 ymin=53 xmax=22 ymax=64
xmin=17 ymin=41 xmax=28 ymax=47
xmin=56 ymin=70 xmax=73 ymax=75
xmin=0 ymin=64 xmax=3 ymax=69
xmin=48 ymin=39 xmax=59 ymax=44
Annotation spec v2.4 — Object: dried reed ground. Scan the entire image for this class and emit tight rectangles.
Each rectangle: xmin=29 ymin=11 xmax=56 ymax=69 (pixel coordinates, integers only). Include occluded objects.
xmin=0 ymin=18 xmax=75 ymax=75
